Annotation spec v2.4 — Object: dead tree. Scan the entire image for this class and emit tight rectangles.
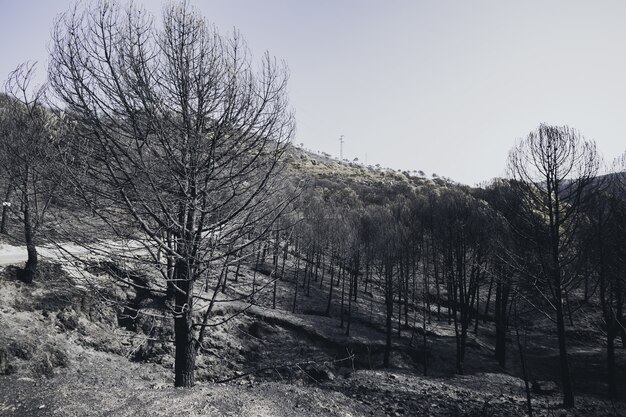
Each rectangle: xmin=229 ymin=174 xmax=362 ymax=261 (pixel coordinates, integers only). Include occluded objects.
xmin=507 ymin=124 xmax=599 ymax=407
xmin=49 ymin=0 xmax=294 ymax=387
xmin=0 ymin=63 xmax=65 ymax=283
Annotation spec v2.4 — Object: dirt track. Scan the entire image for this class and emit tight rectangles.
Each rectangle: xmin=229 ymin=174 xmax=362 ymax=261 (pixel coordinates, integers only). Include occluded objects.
xmin=0 ymin=244 xmax=26 ymax=266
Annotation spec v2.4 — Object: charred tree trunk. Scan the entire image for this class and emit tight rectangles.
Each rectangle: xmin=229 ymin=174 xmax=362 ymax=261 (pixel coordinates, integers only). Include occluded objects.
xmin=292 ymin=256 xmax=300 ymax=314
xmin=494 ymin=276 xmax=509 ymax=368
xmin=607 ymin=320 xmax=617 ymax=399
xmin=21 ymin=187 xmax=37 ymax=284
xmin=234 ymin=252 xmax=242 ymax=283
xmin=514 ymin=305 xmax=533 ymax=417
xmin=319 ymin=254 xmax=326 ymax=288
xmin=325 ymin=262 xmax=335 ymax=316
xmin=555 ymin=293 xmax=574 ymax=407
xmin=219 ymin=251 xmax=230 ymax=293
xmin=383 ymin=261 xmax=394 ymax=368
xmin=483 ymin=275 xmax=494 ymax=323
xmin=272 ymin=230 xmax=279 ymax=309
xmin=340 ymin=263 xmax=345 ymax=329
xmin=173 ymin=259 xmax=196 ymax=388
xmin=0 ymin=185 xmax=12 ymax=234
xmin=346 ymin=270 xmax=353 ymax=336
xmin=280 ymin=241 xmax=288 ymax=280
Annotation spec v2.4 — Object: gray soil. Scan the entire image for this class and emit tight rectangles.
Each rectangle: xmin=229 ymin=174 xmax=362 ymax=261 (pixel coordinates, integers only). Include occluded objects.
xmin=0 ymin=246 xmax=624 ymax=417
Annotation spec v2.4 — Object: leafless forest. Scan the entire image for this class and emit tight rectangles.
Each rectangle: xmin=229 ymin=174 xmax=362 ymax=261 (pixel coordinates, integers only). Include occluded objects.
xmin=1 ymin=1 xmax=625 ymax=416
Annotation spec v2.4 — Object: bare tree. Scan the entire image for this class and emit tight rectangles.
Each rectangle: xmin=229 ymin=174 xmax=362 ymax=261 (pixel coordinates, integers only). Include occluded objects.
xmin=0 ymin=63 xmax=64 ymax=283
xmin=49 ymin=0 xmax=294 ymax=387
xmin=507 ymin=124 xmax=599 ymax=407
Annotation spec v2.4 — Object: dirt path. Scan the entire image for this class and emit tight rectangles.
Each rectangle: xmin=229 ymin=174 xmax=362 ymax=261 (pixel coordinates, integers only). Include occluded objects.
xmin=0 ymin=244 xmax=28 ymax=266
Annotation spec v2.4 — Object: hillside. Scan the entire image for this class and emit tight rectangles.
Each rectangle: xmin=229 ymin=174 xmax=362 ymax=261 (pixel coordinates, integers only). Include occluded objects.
xmin=1 ymin=0 xmax=626 ymax=415
xmin=1 ymin=220 xmax=624 ymax=416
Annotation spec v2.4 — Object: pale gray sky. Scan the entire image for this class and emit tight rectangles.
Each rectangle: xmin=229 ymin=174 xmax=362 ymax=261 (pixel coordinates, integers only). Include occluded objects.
xmin=1 ymin=1 xmax=625 ymax=185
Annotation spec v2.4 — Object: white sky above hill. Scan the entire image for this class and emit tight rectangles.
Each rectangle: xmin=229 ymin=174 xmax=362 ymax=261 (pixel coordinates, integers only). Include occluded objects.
xmin=1 ymin=0 xmax=625 ymax=185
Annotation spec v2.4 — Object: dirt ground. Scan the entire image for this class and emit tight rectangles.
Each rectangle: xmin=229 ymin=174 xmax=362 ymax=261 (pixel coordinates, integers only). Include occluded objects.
xmin=0 ymin=243 xmax=625 ymax=417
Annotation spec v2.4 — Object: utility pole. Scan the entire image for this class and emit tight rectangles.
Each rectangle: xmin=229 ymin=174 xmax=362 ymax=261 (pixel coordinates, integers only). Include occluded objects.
xmin=339 ymin=135 xmax=344 ymax=161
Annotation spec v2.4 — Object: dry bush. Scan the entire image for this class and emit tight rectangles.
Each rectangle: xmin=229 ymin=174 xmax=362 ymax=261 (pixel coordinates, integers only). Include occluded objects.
xmin=28 ymin=342 xmax=69 ymax=378
xmin=7 ymin=339 xmax=36 ymax=360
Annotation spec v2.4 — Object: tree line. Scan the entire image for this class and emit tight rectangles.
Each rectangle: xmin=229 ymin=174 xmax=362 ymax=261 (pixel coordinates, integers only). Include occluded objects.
xmin=283 ymin=125 xmax=626 ymax=408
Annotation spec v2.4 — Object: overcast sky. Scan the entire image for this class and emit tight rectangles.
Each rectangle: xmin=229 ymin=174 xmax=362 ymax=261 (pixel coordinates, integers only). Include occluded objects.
xmin=1 ymin=1 xmax=625 ymax=185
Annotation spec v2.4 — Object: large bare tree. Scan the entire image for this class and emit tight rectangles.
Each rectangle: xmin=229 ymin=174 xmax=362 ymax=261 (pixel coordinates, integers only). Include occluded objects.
xmin=49 ymin=0 xmax=294 ymax=387
xmin=507 ymin=124 xmax=599 ymax=407
xmin=0 ymin=63 xmax=64 ymax=283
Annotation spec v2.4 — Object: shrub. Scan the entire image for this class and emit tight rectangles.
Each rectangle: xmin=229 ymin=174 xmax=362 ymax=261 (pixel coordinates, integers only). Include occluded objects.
xmin=29 ymin=343 xmax=69 ymax=378
xmin=7 ymin=339 xmax=36 ymax=360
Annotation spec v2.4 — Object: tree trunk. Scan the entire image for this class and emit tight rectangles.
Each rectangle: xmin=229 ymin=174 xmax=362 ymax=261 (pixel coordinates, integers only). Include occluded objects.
xmin=272 ymin=234 xmax=279 ymax=309
xmin=174 ymin=260 xmax=195 ymax=388
xmin=280 ymin=242 xmax=288 ymax=280
xmin=292 ymin=256 xmax=300 ymax=314
xmin=556 ymin=297 xmax=575 ymax=407
xmin=325 ymin=262 xmax=335 ymax=316
xmin=346 ymin=271 xmax=353 ymax=336
xmin=0 ymin=185 xmax=12 ymax=234
xmin=383 ymin=261 xmax=393 ymax=367
xmin=515 ymin=307 xmax=533 ymax=417
xmin=483 ymin=275 xmax=494 ymax=323
xmin=607 ymin=321 xmax=616 ymax=399
xmin=21 ymin=188 xmax=37 ymax=284
xmin=319 ymin=254 xmax=325 ymax=288
xmin=473 ymin=283 xmax=480 ymax=334
xmin=340 ymin=265 xmax=345 ymax=328
xmin=494 ymin=279 xmax=508 ymax=368
xmin=219 ymin=252 xmax=230 ymax=293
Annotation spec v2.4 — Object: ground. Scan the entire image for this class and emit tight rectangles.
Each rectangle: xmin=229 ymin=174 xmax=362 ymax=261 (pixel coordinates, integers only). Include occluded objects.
xmin=0 ymin=242 xmax=624 ymax=416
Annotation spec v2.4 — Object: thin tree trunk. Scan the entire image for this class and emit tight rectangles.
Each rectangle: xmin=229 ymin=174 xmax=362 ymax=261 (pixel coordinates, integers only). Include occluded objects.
xmin=219 ymin=252 xmax=230 ymax=293
xmin=346 ymin=271 xmax=353 ymax=336
xmin=607 ymin=321 xmax=616 ymax=399
xmin=314 ymin=252 xmax=320 ymax=282
xmin=556 ymin=296 xmax=575 ymax=407
xmin=21 ymin=188 xmax=37 ymax=284
xmin=304 ymin=254 xmax=313 ymax=297
xmin=272 ymin=231 xmax=279 ymax=309
xmin=474 ymin=283 xmax=480 ymax=334
xmin=292 ymin=256 xmax=300 ymax=314
xmin=325 ymin=262 xmax=335 ymax=316
xmin=234 ymin=257 xmax=241 ymax=283
xmin=0 ymin=185 xmax=12 ymax=234
xmin=252 ymin=243 xmax=261 ymax=300
xmin=340 ymin=264 xmax=345 ymax=328
xmin=422 ymin=270 xmax=428 ymax=376
xmin=383 ymin=261 xmax=393 ymax=367
xmin=280 ymin=241 xmax=288 ymax=280
xmin=494 ymin=279 xmax=507 ymax=367
xmin=319 ymin=254 xmax=325 ymax=288
xmin=515 ymin=306 xmax=533 ymax=417
xmin=565 ymin=289 xmax=574 ymax=327
xmin=483 ymin=275 xmax=494 ymax=323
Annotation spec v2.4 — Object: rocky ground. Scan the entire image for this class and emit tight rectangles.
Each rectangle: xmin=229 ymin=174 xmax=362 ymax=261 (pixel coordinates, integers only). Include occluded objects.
xmin=0 ymin=243 xmax=624 ymax=416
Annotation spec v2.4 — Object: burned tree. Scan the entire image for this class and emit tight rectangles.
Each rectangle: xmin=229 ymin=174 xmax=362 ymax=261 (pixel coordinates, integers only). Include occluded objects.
xmin=0 ymin=63 xmax=64 ymax=283
xmin=49 ymin=0 xmax=294 ymax=387
xmin=507 ymin=124 xmax=599 ymax=407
